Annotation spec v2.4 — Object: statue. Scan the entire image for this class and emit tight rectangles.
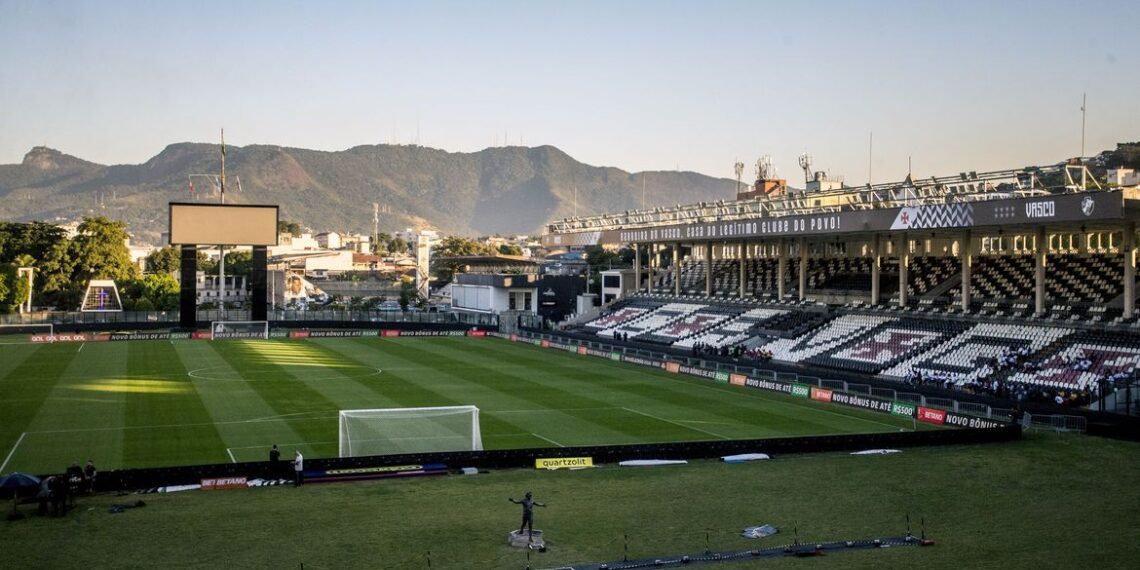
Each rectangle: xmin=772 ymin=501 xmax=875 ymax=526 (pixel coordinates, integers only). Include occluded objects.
xmin=508 ymin=491 xmax=546 ymax=542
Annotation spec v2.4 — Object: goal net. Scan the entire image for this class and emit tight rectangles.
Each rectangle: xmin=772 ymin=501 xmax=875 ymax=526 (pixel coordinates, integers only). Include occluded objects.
xmin=210 ymin=320 xmax=269 ymax=340
xmin=339 ymin=405 xmax=483 ymax=458
xmin=0 ymin=324 xmax=54 ymax=344
xmin=80 ymin=279 xmax=123 ymax=312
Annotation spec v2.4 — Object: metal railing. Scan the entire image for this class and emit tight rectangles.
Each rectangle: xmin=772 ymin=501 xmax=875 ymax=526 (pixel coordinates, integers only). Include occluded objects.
xmin=0 ymin=309 xmax=498 ymax=327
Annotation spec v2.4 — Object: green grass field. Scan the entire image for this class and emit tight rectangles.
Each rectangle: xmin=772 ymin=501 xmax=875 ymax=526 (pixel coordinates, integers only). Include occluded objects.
xmin=2 ymin=432 xmax=1137 ymax=569
xmin=0 ymin=336 xmax=921 ymax=474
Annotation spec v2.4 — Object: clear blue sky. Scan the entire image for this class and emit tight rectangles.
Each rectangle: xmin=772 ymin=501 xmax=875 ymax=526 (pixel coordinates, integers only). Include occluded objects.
xmin=2 ymin=0 xmax=1137 ymax=184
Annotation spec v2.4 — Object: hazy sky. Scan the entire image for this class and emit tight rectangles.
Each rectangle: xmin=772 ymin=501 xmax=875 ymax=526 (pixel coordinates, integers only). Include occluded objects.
xmin=2 ymin=0 xmax=1137 ymax=184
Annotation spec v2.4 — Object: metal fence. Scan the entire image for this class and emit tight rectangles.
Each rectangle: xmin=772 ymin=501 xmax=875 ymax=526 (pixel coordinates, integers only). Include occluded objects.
xmin=0 ymin=309 xmax=498 ymax=327
xmin=1023 ymin=413 xmax=1087 ymax=432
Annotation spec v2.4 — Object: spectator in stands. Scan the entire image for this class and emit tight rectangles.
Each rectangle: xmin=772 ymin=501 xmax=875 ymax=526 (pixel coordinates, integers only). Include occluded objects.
xmin=293 ymin=450 xmax=304 ymax=486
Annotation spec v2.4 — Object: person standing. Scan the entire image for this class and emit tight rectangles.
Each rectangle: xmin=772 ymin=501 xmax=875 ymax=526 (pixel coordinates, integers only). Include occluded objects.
xmin=84 ymin=459 xmax=97 ymax=494
xmin=269 ymin=445 xmax=281 ymax=478
xmin=292 ymin=450 xmax=304 ymax=486
xmin=509 ymin=491 xmax=546 ymax=540
xmin=66 ymin=462 xmax=83 ymax=508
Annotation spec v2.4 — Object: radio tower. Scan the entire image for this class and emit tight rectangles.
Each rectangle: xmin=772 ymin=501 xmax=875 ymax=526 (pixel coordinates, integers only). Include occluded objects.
xmin=373 ymin=203 xmax=380 ymax=241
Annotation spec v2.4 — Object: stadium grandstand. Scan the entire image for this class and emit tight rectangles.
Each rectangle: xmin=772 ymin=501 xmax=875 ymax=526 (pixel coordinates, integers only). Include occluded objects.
xmin=545 ymin=159 xmax=1140 ymax=416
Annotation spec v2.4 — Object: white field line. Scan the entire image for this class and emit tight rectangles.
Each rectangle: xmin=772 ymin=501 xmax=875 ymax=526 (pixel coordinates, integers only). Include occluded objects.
xmin=488 ymin=407 xmax=617 ymax=414
xmin=227 ymin=440 xmax=337 ymax=452
xmin=226 ymin=448 xmax=237 ymax=464
xmin=1 ymin=432 xmax=27 ymax=472
xmin=77 ymin=343 xmax=85 ymax=353
xmin=621 ymin=407 xmax=731 ymax=440
xmin=243 ymin=411 xmax=339 ymax=423
xmin=27 ymin=415 xmax=339 ymax=435
xmin=531 ymin=433 xmax=565 ymax=447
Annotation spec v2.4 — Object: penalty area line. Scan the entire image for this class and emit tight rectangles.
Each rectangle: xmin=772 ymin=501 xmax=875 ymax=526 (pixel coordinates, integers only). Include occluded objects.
xmin=531 ymin=433 xmax=565 ymax=447
xmin=1 ymin=432 xmax=27 ymax=472
xmin=622 ymin=407 xmax=731 ymax=440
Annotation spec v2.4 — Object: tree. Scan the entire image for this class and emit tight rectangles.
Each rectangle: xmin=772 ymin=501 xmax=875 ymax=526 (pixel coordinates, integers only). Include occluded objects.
xmin=398 ymin=277 xmax=420 ymax=311
xmin=430 ymin=236 xmax=497 ymax=283
xmin=70 ymin=217 xmax=139 ymax=285
xmin=498 ymin=244 xmax=523 ymax=256
xmin=146 ymin=246 xmax=181 ymax=274
xmin=389 ymin=237 xmax=408 ymax=255
xmin=223 ymin=250 xmax=253 ymax=276
xmin=278 ymin=220 xmax=303 ymax=237
xmin=198 ymin=251 xmax=217 ymax=275
xmin=374 ymin=232 xmax=393 ymax=255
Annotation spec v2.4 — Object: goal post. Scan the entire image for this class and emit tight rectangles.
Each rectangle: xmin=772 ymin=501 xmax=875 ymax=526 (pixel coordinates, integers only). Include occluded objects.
xmin=339 ymin=405 xmax=483 ymax=458
xmin=209 ymin=320 xmax=269 ymax=340
xmin=0 ymin=323 xmax=54 ymax=344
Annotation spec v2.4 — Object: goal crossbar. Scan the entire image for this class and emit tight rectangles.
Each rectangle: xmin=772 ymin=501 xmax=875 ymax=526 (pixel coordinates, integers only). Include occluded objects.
xmin=339 ymin=405 xmax=483 ymax=458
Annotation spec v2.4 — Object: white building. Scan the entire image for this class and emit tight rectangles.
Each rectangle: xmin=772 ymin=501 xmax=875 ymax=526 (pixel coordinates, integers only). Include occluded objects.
xmin=315 ymin=231 xmax=342 ymax=250
xmin=1108 ymin=168 xmax=1140 ymax=188
xmin=269 ymin=232 xmax=320 ymax=256
xmin=303 ymin=251 xmax=355 ymax=278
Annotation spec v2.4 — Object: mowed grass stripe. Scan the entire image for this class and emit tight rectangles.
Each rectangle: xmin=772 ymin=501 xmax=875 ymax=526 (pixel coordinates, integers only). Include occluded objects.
xmin=15 ymin=342 xmax=131 ymax=473
xmin=315 ymin=337 xmax=553 ymax=449
xmin=120 ymin=341 xmax=229 ymax=468
xmin=175 ymin=341 xmax=324 ymax=462
xmin=0 ymin=343 xmax=85 ymax=470
xmin=207 ymin=341 xmax=348 ymax=458
xmin=447 ymin=338 xmax=916 ymax=435
xmin=380 ymin=338 xmax=726 ymax=445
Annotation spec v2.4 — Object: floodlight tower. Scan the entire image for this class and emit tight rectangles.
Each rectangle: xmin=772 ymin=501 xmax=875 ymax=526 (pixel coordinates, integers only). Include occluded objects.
xmin=734 ymin=161 xmax=745 ymax=196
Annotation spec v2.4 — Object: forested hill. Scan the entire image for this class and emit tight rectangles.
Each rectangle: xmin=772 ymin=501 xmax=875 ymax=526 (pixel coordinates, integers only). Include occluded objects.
xmin=0 ymin=144 xmax=736 ymax=244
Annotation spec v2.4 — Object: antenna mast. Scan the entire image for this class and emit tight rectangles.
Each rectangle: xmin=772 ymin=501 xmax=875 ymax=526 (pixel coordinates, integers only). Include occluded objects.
xmin=868 ymin=132 xmax=873 ymax=185
xmin=798 ymin=154 xmax=813 ymax=184
xmin=373 ymin=203 xmax=380 ymax=243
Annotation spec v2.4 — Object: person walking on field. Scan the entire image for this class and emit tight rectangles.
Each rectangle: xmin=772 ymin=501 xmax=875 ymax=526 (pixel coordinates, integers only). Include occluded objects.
xmin=292 ymin=450 xmax=304 ymax=486
xmin=509 ymin=491 xmax=546 ymax=540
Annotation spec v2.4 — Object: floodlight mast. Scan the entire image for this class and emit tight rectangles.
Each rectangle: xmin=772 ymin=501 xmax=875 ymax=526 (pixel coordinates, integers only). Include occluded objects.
xmin=185 ymin=130 xmax=233 ymax=308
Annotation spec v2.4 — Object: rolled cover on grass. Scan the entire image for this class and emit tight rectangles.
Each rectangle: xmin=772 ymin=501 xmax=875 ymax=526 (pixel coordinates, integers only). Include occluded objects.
xmin=722 ymin=453 xmax=771 ymax=463
xmin=618 ymin=459 xmax=688 ymax=467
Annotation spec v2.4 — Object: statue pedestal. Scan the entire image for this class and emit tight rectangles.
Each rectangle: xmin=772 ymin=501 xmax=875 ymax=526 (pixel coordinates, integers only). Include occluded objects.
xmin=507 ymin=529 xmax=545 ymax=549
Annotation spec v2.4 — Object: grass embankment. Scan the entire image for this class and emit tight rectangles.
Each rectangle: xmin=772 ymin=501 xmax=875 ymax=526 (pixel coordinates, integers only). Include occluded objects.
xmin=3 ymin=432 xmax=1137 ymax=569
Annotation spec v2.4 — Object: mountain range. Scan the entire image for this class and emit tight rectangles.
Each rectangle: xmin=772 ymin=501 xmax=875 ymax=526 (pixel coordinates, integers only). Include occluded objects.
xmin=0 ymin=144 xmax=737 ymax=245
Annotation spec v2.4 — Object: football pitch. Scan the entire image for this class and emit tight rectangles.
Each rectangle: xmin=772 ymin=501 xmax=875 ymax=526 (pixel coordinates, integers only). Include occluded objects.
xmin=0 ymin=336 xmax=921 ymax=474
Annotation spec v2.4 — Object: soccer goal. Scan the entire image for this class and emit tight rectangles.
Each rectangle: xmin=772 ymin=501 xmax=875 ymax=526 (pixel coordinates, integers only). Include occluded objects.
xmin=209 ymin=320 xmax=269 ymax=340
xmin=339 ymin=405 xmax=484 ymax=458
xmin=0 ymin=323 xmax=54 ymax=344
xmin=80 ymin=279 xmax=123 ymax=312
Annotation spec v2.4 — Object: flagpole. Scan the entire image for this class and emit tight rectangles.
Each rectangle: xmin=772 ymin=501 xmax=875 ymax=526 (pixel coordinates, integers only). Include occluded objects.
xmin=1080 ymin=93 xmax=1087 ymax=191
xmin=218 ymin=128 xmax=226 ymax=310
